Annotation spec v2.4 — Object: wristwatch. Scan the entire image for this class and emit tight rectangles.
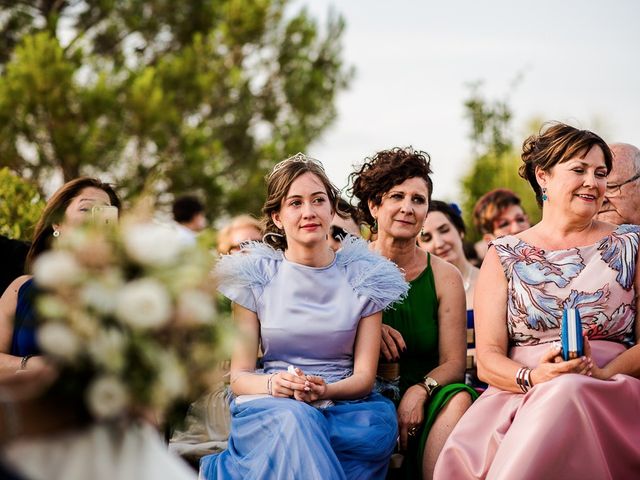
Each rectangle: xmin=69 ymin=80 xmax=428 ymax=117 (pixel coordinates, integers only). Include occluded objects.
xmin=420 ymin=376 xmax=440 ymax=396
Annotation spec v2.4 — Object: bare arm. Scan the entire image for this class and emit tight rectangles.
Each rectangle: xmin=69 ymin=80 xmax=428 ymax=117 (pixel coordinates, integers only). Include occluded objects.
xmin=299 ymin=311 xmax=383 ymax=402
xmin=0 ymin=275 xmax=31 ymax=373
xmin=475 ymin=248 xmax=588 ymax=392
xmin=228 ymin=303 xmax=305 ymax=396
xmin=426 ymin=256 xmax=466 ymax=385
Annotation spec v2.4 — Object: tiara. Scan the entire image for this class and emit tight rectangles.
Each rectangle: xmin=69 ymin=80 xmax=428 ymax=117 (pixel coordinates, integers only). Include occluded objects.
xmin=267 ymin=152 xmax=325 ymax=179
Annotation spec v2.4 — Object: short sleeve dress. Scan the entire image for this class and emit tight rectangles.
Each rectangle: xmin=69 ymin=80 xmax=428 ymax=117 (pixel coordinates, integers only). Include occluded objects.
xmin=200 ymin=237 xmax=409 ymax=480
xmin=434 ymin=224 xmax=640 ymax=479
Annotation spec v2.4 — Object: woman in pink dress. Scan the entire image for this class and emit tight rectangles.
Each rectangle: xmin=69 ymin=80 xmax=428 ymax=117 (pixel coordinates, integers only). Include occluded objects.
xmin=434 ymin=122 xmax=640 ymax=479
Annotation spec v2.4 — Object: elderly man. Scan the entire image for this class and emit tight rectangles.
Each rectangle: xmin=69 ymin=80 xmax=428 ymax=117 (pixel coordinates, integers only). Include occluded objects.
xmin=598 ymin=143 xmax=640 ymax=225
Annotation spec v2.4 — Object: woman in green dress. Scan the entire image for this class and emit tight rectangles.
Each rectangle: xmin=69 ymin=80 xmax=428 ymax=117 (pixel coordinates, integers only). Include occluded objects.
xmin=350 ymin=147 xmax=478 ymax=480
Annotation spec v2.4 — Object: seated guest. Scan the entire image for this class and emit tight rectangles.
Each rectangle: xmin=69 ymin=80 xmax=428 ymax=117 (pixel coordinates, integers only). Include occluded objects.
xmin=418 ymin=201 xmax=482 ymax=388
xmin=172 ymin=194 xmax=206 ymax=245
xmin=350 ymin=147 xmax=477 ymax=480
xmin=328 ymin=197 xmax=362 ymax=251
xmin=216 ymin=214 xmax=263 ymax=255
xmin=435 ymin=123 xmax=640 ymax=479
xmin=0 ymin=178 xmax=120 ymax=375
xmin=471 ymin=188 xmax=531 ymax=261
xmin=597 ymin=142 xmax=640 ymax=225
xmin=200 ymin=153 xmax=408 ymax=480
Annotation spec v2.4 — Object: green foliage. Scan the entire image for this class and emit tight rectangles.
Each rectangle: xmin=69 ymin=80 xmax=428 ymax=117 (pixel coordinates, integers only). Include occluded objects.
xmin=0 ymin=167 xmax=45 ymax=240
xmin=0 ymin=1 xmax=352 ymax=220
xmin=460 ymin=84 xmax=540 ymax=241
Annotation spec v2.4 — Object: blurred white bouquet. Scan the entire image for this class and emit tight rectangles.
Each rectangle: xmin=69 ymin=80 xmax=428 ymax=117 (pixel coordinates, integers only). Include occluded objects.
xmin=32 ymin=219 xmax=227 ymax=424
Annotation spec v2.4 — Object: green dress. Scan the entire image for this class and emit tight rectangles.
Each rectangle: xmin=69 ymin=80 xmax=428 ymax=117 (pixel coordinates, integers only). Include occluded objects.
xmin=382 ymin=253 xmax=478 ymax=479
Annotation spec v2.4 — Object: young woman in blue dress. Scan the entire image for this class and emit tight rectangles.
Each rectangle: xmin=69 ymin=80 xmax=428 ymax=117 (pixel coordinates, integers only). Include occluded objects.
xmin=200 ymin=154 xmax=408 ymax=480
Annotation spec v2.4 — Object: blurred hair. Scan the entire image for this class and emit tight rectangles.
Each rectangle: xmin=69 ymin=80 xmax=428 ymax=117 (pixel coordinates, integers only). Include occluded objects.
xmin=428 ymin=200 xmax=466 ymax=235
xmin=519 ymin=122 xmax=612 ymax=207
xmin=262 ymin=155 xmax=340 ymax=250
xmin=172 ymin=195 xmax=205 ymax=223
xmin=27 ymin=177 xmax=120 ymax=270
xmin=349 ymin=147 xmax=433 ymax=231
xmin=216 ymin=214 xmax=263 ymax=254
xmin=472 ymin=188 xmax=524 ymax=235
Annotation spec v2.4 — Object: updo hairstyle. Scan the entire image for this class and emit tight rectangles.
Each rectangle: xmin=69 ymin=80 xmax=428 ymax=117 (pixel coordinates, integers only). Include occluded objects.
xmin=519 ymin=123 xmax=612 ymax=207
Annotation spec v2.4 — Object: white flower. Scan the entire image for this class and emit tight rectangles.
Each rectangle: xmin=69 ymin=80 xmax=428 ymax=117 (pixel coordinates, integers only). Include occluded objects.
xmin=155 ymin=352 xmax=188 ymax=403
xmin=123 ymin=223 xmax=185 ymax=267
xmin=37 ymin=323 xmax=82 ymax=361
xmin=32 ymin=250 xmax=84 ymax=289
xmin=115 ymin=278 xmax=172 ymax=329
xmin=80 ymin=280 xmax=119 ymax=315
xmin=86 ymin=375 xmax=129 ymax=420
xmin=88 ymin=328 xmax=126 ymax=373
xmin=37 ymin=295 xmax=68 ymax=319
xmin=177 ymin=290 xmax=215 ymax=325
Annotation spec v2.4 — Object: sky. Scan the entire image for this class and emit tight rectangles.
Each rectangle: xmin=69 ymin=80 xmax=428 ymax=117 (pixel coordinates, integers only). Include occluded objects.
xmin=294 ymin=0 xmax=640 ymax=203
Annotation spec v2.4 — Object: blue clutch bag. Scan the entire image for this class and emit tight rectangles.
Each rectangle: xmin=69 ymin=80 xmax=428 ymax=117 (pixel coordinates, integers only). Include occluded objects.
xmin=561 ymin=308 xmax=584 ymax=361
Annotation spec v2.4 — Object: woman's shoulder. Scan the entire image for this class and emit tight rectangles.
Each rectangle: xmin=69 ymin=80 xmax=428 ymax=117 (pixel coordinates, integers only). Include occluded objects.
xmin=336 ymin=236 xmax=409 ymax=309
xmin=214 ymin=242 xmax=283 ymax=290
xmin=429 ymin=253 xmax=462 ymax=281
xmin=1 ymin=275 xmax=32 ymax=301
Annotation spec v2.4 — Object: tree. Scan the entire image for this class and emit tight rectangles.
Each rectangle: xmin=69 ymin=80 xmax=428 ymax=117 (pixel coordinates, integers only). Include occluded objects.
xmin=0 ymin=167 xmax=45 ymax=241
xmin=0 ymin=1 xmax=352 ymax=219
xmin=460 ymin=83 xmax=540 ymax=241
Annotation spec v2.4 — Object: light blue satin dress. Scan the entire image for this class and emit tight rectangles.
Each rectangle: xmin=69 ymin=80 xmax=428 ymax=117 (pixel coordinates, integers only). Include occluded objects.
xmin=199 ymin=237 xmax=408 ymax=480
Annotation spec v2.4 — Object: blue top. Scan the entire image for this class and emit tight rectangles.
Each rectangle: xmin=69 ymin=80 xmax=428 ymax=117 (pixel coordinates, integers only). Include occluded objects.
xmin=10 ymin=278 xmax=40 ymax=356
xmin=216 ymin=236 xmax=409 ymax=383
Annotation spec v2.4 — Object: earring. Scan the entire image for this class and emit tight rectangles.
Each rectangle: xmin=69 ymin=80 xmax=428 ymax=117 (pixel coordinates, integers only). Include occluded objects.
xmin=372 ymin=218 xmax=378 ymax=232
xmin=541 ymin=188 xmax=548 ymax=202
xmin=52 ymin=229 xmax=60 ymax=238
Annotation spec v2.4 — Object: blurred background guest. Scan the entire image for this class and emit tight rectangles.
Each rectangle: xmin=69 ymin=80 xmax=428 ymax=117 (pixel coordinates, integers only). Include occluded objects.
xmin=172 ymin=195 xmax=206 ymax=246
xmin=471 ymin=188 xmax=531 ymax=262
xmin=435 ymin=123 xmax=640 ymax=479
xmin=328 ymin=197 xmax=362 ymax=251
xmin=0 ymin=177 xmax=120 ymax=376
xmin=597 ymin=143 xmax=640 ymax=225
xmin=216 ymin=215 xmax=262 ymax=255
xmin=350 ymin=147 xmax=477 ymax=480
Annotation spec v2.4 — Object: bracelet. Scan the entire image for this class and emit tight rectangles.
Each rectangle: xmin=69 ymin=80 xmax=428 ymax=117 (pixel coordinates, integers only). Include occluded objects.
xmin=266 ymin=373 xmax=277 ymax=396
xmin=20 ymin=355 xmax=34 ymax=370
xmin=515 ymin=366 xmax=533 ymax=393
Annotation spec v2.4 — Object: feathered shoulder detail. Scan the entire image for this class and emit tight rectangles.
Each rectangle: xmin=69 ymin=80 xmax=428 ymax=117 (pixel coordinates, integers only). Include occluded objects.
xmin=336 ymin=235 xmax=409 ymax=310
xmin=214 ymin=241 xmax=283 ymax=290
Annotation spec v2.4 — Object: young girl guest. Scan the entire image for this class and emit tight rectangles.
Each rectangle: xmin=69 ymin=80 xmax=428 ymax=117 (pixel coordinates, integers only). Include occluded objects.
xmin=200 ymin=153 xmax=408 ymax=480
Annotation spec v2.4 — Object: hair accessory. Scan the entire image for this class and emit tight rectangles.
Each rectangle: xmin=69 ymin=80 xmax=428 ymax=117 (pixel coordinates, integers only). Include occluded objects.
xmin=541 ymin=188 xmax=548 ymax=202
xmin=268 ymin=152 xmax=325 ymax=180
xmin=449 ymin=203 xmax=463 ymax=217
xmin=52 ymin=229 xmax=60 ymax=238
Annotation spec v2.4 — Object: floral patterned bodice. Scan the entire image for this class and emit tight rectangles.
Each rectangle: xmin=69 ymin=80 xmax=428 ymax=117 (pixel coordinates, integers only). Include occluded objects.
xmin=493 ymin=224 xmax=640 ymax=346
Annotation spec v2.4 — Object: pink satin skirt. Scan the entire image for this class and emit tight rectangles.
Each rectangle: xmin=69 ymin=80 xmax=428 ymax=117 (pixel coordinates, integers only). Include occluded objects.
xmin=434 ymin=341 xmax=640 ymax=479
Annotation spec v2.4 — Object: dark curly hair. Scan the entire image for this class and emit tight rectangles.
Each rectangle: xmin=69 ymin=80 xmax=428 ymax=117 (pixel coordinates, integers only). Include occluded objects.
xmin=349 ymin=147 xmax=433 ymax=231
xmin=262 ymin=155 xmax=340 ymax=250
xmin=519 ymin=122 xmax=612 ymax=207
